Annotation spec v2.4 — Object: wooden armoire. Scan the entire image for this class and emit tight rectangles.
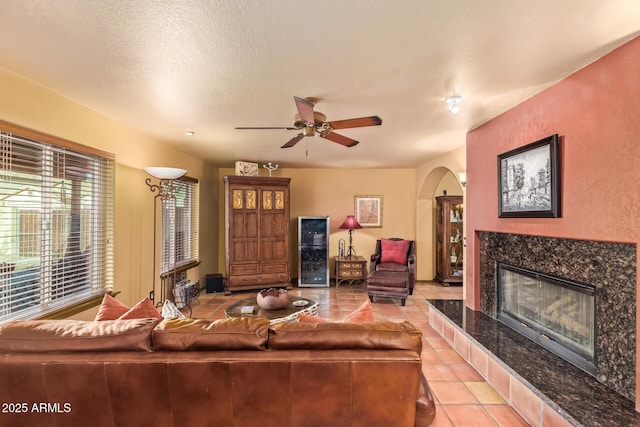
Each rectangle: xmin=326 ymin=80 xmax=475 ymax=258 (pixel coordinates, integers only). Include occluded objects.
xmin=224 ymin=175 xmax=291 ymax=292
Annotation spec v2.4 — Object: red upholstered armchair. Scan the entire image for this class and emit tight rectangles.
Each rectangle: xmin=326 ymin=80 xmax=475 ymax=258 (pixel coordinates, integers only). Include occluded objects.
xmin=370 ymin=238 xmax=416 ymax=295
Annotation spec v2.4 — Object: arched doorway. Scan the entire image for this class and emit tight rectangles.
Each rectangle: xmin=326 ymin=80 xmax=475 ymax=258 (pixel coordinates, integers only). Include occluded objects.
xmin=416 ymin=167 xmax=464 ymax=284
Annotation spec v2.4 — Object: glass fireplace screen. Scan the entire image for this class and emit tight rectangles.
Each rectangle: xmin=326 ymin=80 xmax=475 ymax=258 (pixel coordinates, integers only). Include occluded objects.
xmin=498 ymin=263 xmax=595 ymax=361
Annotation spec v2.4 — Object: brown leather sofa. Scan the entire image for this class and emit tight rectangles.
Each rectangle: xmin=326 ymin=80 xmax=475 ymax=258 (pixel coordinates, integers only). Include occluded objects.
xmin=0 ymin=317 xmax=435 ymax=427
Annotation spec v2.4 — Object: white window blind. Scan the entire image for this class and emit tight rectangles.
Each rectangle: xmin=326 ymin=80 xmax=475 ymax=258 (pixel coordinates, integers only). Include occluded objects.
xmin=160 ymin=177 xmax=199 ymax=274
xmin=0 ymin=125 xmax=114 ymax=323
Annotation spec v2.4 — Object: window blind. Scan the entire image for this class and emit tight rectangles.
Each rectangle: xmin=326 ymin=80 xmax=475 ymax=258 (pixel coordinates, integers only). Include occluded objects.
xmin=0 ymin=126 xmax=114 ymax=323
xmin=160 ymin=177 xmax=199 ymax=274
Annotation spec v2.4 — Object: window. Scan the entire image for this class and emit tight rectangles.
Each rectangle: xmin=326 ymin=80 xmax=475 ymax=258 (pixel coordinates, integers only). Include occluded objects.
xmin=0 ymin=122 xmax=114 ymax=323
xmin=160 ymin=177 xmax=199 ymax=274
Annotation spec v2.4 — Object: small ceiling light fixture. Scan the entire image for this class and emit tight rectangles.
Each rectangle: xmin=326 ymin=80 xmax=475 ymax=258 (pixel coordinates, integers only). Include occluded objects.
xmin=445 ymin=96 xmax=463 ymax=115
xmin=186 ymin=130 xmax=195 ymax=136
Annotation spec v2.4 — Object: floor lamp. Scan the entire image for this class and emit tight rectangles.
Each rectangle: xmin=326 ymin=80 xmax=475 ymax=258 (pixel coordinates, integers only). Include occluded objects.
xmin=338 ymin=215 xmax=362 ymax=258
xmin=144 ymin=166 xmax=187 ymax=305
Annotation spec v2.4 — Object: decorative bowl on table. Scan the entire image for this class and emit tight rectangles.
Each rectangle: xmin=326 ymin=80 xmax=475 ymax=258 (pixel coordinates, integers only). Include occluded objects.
xmin=256 ymin=288 xmax=289 ymax=310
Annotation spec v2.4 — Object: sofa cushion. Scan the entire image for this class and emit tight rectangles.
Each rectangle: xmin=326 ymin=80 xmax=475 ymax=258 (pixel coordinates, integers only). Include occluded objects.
xmin=0 ymin=318 xmax=159 ymax=352
xmin=298 ymin=299 xmax=373 ymax=323
xmin=268 ymin=321 xmax=422 ymax=352
xmin=95 ymin=293 xmax=130 ymax=321
xmin=152 ymin=317 xmax=269 ymax=351
xmin=375 ymin=262 xmax=409 ymax=273
xmin=380 ymin=238 xmax=410 ymax=265
xmin=119 ymin=297 xmax=163 ymax=320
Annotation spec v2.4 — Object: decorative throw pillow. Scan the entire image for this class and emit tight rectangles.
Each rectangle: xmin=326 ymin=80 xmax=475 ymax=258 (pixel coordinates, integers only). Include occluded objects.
xmin=161 ymin=299 xmax=186 ymax=319
xmin=298 ymin=299 xmax=373 ymax=323
xmin=118 ymin=297 xmax=163 ymax=320
xmin=342 ymin=299 xmax=374 ymax=323
xmin=380 ymin=238 xmax=410 ymax=265
xmin=95 ymin=294 xmax=130 ymax=321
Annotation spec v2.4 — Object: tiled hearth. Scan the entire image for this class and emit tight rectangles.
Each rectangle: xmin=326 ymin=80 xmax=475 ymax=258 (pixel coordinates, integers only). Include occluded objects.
xmin=428 ymin=299 xmax=640 ymax=427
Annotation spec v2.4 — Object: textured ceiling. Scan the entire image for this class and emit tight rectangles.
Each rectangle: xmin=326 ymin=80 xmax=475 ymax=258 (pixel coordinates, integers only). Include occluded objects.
xmin=0 ymin=1 xmax=639 ymax=168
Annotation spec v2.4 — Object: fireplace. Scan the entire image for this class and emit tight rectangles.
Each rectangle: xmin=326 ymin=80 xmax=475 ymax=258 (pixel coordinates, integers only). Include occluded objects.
xmin=478 ymin=232 xmax=636 ymax=401
xmin=497 ymin=262 xmax=596 ymax=374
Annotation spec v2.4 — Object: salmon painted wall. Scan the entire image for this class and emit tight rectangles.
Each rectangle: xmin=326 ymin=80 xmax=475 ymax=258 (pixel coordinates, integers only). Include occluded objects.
xmin=465 ymin=36 xmax=640 ymax=408
xmin=465 ymin=35 xmax=640 ymax=309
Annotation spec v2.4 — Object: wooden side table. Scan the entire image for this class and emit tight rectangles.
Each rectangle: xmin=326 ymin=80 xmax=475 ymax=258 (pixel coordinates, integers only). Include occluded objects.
xmin=335 ymin=256 xmax=367 ymax=288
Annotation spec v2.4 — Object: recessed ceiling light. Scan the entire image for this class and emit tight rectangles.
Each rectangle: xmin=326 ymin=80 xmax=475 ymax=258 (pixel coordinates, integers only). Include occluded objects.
xmin=445 ymin=96 xmax=462 ymax=115
xmin=186 ymin=130 xmax=195 ymax=136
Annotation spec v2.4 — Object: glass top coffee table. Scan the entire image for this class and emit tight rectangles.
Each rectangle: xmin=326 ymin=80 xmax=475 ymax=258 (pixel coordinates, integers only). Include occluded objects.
xmin=225 ymin=296 xmax=318 ymax=324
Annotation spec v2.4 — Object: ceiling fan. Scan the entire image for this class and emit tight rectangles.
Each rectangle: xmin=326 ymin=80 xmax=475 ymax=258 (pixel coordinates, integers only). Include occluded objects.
xmin=235 ymin=96 xmax=382 ymax=148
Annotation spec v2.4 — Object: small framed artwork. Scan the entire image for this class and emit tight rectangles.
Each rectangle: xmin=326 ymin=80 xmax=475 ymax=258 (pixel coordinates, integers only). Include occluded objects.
xmin=354 ymin=195 xmax=383 ymax=227
xmin=235 ymin=161 xmax=258 ymax=176
xmin=498 ymin=134 xmax=560 ymax=218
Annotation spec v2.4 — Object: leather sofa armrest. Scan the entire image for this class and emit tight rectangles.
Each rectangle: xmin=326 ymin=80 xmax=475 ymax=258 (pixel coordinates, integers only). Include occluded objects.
xmin=414 ymin=372 xmax=436 ymax=427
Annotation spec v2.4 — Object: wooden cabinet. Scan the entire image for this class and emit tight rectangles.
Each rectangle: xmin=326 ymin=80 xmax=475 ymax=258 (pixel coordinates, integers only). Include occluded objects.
xmin=435 ymin=195 xmax=464 ymax=285
xmin=298 ymin=216 xmax=330 ymax=287
xmin=335 ymin=256 xmax=367 ymax=288
xmin=224 ymin=176 xmax=291 ymax=292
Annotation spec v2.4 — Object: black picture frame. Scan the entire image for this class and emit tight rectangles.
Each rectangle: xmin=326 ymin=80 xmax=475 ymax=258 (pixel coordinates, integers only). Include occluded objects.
xmin=498 ymin=134 xmax=560 ymax=218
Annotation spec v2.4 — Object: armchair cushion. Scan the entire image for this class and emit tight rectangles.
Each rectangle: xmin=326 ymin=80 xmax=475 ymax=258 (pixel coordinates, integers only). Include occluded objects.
xmin=376 ymin=262 xmax=409 ymax=273
xmin=380 ymin=238 xmax=410 ymax=265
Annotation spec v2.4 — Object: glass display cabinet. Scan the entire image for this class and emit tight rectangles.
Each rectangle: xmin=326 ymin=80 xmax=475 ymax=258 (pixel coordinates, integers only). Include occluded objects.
xmin=435 ymin=195 xmax=463 ymax=285
xmin=298 ymin=216 xmax=330 ymax=287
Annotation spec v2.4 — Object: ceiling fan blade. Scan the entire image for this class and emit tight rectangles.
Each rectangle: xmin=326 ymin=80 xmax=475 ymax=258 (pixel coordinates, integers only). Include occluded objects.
xmin=320 ymin=131 xmax=359 ymax=147
xmin=281 ymin=133 xmax=305 ymax=148
xmin=293 ymin=96 xmax=315 ymax=125
xmin=326 ymin=116 xmax=382 ymax=130
xmin=235 ymin=126 xmax=297 ymax=130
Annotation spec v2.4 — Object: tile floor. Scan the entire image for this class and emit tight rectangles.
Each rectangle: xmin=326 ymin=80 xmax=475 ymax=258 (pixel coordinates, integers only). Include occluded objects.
xmin=190 ymin=281 xmax=530 ymax=427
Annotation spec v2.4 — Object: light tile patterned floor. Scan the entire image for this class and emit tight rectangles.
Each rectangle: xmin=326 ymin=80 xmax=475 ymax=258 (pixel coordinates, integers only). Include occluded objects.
xmin=190 ymin=281 xmax=530 ymax=427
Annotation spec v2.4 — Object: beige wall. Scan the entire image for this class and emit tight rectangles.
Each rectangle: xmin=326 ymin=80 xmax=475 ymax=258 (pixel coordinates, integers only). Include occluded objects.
xmin=216 ymin=168 xmax=416 ymax=279
xmin=0 ymin=67 xmax=213 ymax=314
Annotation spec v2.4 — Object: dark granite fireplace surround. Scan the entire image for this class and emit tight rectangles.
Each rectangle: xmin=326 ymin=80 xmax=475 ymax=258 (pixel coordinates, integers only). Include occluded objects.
xmin=479 ymin=232 xmax=636 ymax=401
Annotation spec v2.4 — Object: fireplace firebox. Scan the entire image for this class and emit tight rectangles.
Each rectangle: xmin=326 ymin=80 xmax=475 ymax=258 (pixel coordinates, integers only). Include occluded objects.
xmin=497 ymin=262 xmax=596 ymax=374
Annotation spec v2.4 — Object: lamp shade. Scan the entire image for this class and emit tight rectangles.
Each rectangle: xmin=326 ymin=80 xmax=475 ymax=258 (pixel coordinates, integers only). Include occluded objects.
xmin=144 ymin=167 xmax=187 ymax=180
xmin=339 ymin=215 xmax=362 ymax=230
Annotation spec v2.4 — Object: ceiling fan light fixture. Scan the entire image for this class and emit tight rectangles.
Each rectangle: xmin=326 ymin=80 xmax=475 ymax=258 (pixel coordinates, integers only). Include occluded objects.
xmin=445 ymin=96 xmax=462 ymax=115
xmin=238 ymin=95 xmax=381 ymax=149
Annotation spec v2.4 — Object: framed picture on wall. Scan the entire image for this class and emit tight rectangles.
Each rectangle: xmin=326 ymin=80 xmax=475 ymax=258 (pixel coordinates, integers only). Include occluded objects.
xmin=354 ymin=195 xmax=383 ymax=227
xmin=497 ymin=134 xmax=560 ymax=218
